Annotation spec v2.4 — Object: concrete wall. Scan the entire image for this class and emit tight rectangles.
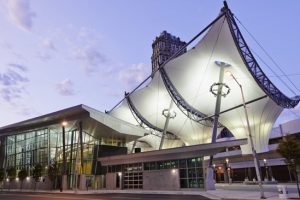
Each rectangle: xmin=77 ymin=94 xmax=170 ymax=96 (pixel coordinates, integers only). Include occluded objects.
xmin=3 ymin=177 xmax=52 ymax=190
xmin=106 ymin=173 xmax=117 ymax=190
xmin=143 ymin=169 xmax=180 ymax=190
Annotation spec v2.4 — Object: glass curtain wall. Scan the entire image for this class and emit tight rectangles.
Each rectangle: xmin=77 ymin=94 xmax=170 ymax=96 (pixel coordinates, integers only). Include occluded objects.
xmin=4 ymin=122 xmax=101 ymax=189
xmin=6 ymin=128 xmax=49 ymax=174
xmin=51 ymin=128 xmax=99 ymax=189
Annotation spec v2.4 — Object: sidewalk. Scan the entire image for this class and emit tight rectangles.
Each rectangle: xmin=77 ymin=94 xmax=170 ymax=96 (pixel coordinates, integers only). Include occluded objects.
xmin=207 ymin=189 xmax=299 ymax=200
xmin=1 ymin=186 xmax=299 ymax=200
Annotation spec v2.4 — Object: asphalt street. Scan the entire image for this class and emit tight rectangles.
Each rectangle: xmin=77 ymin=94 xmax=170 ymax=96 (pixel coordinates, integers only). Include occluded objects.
xmin=0 ymin=192 xmax=211 ymax=200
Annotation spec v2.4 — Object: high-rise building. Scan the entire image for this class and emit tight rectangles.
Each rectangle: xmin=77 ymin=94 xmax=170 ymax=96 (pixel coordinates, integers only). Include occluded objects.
xmin=151 ymin=31 xmax=187 ymax=75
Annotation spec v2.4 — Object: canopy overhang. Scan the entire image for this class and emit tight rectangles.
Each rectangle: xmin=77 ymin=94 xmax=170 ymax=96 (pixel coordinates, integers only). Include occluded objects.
xmin=0 ymin=104 xmax=149 ymax=142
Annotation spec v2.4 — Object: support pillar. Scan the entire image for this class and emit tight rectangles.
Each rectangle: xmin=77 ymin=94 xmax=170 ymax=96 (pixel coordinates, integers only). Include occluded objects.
xmin=61 ymin=124 xmax=67 ymax=191
xmin=78 ymin=121 xmax=86 ymax=191
xmin=62 ymin=175 xmax=67 ymax=191
xmin=159 ymin=101 xmax=175 ymax=150
xmin=69 ymin=131 xmax=74 ymax=177
xmin=205 ymin=167 xmax=215 ymax=190
xmin=79 ymin=174 xmax=86 ymax=190
xmin=79 ymin=121 xmax=84 ymax=172
xmin=206 ymin=61 xmax=230 ymax=190
xmin=73 ymin=130 xmax=80 ymax=192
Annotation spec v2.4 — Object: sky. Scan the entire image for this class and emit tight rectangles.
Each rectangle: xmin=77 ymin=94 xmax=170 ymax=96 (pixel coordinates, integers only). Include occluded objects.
xmin=0 ymin=0 xmax=300 ymax=127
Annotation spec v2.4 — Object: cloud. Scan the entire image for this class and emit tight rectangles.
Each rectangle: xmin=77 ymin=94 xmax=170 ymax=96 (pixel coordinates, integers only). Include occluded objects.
xmin=72 ymin=46 xmax=107 ymax=74
xmin=0 ymin=68 xmax=28 ymax=86
xmin=56 ymin=79 xmax=75 ymax=96
xmin=0 ymin=64 xmax=29 ymax=102
xmin=40 ymin=38 xmax=56 ymax=51
xmin=0 ymin=87 xmax=23 ymax=102
xmin=36 ymin=51 xmax=52 ymax=61
xmin=17 ymin=105 xmax=38 ymax=117
xmin=6 ymin=0 xmax=36 ymax=31
xmin=0 ymin=42 xmax=12 ymax=50
xmin=118 ymin=63 xmax=150 ymax=90
xmin=59 ymin=25 xmax=108 ymax=75
xmin=8 ymin=63 xmax=27 ymax=72
xmin=35 ymin=38 xmax=56 ymax=62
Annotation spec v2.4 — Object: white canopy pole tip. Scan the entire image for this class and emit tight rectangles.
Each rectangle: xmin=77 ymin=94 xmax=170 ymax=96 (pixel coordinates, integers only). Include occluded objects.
xmin=215 ymin=60 xmax=231 ymax=68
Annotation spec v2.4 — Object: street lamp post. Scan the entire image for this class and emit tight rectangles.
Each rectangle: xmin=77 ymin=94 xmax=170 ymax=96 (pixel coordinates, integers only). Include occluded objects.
xmin=213 ymin=164 xmax=216 ymax=181
xmin=226 ymin=158 xmax=231 ymax=184
xmin=228 ymin=72 xmax=265 ymax=199
xmin=263 ymin=159 xmax=269 ymax=181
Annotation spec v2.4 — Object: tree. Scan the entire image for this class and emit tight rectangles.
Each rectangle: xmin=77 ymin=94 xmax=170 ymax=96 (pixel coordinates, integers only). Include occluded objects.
xmin=47 ymin=163 xmax=59 ymax=190
xmin=6 ymin=167 xmax=16 ymax=190
xmin=6 ymin=167 xmax=16 ymax=181
xmin=277 ymin=135 xmax=300 ymax=197
xmin=32 ymin=164 xmax=43 ymax=190
xmin=0 ymin=168 xmax=5 ymax=190
xmin=18 ymin=168 xmax=28 ymax=190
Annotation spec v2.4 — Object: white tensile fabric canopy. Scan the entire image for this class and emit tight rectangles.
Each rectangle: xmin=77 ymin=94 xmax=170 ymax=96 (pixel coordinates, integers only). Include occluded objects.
xmin=110 ymin=8 xmax=297 ymax=154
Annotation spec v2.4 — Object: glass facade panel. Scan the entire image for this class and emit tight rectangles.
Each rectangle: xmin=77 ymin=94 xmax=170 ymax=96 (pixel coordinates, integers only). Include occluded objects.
xmin=2 ymin=121 xmax=106 ymax=189
xmin=6 ymin=128 xmax=49 ymax=171
xmin=179 ymin=158 xmax=204 ymax=188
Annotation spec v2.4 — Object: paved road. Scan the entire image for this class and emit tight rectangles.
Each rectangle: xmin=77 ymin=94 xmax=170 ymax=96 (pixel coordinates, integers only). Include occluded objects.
xmin=0 ymin=192 xmax=211 ymax=200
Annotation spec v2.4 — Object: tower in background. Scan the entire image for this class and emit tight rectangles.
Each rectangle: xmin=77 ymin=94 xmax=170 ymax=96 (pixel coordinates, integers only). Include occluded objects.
xmin=151 ymin=31 xmax=187 ymax=76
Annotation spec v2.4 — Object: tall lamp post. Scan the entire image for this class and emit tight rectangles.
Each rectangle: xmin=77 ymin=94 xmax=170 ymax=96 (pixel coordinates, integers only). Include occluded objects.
xmin=227 ymin=71 xmax=265 ymax=199
xmin=226 ymin=158 xmax=231 ymax=184
xmin=263 ymin=159 xmax=269 ymax=181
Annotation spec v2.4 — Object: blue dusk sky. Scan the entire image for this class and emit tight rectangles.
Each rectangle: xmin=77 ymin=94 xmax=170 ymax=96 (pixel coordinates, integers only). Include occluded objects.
xmin=0 ymin=0 xmax=300 ymax=127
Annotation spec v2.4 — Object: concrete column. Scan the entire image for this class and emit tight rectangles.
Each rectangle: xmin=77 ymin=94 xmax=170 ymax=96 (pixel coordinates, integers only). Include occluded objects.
xmin=62 ymin=175 xmax=67 ymax=191
xmin=205 ymin=167 xmax=215 ymax=190
xmin=79 ymin=174 xmax=86 ymax=190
